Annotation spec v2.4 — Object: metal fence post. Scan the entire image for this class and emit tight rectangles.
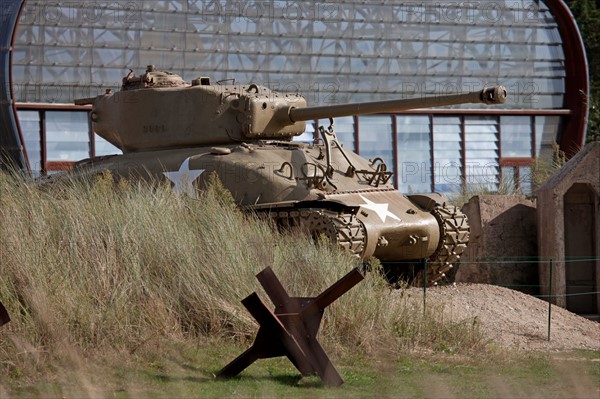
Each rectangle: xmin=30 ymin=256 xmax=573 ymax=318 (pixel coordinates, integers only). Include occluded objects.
xmin=423 ymin=258 xmax=427 ymax=313
xmin=547 ymin=257 xmax=553 ymax=341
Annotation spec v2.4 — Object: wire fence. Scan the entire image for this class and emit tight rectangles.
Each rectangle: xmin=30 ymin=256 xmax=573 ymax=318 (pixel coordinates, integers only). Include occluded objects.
xmin=417 ymin=256 xmax=600 ymax=341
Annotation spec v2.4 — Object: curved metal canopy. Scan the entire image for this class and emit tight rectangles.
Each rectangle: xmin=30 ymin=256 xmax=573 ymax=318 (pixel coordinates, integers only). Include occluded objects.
xmin=0 ymin=0 xmax=28 ymax=171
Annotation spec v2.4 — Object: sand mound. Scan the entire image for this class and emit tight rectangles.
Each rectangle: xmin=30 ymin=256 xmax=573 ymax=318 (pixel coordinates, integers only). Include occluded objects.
xmin=403 ymin=283 xmax=600 ymax=351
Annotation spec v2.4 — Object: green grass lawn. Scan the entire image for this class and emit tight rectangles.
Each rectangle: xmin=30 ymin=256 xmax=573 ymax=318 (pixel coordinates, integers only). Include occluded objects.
xmin=3 ymin=341 xmax=598 ymax=399
xmin=1 ymin=174 xmax=598 ymax=398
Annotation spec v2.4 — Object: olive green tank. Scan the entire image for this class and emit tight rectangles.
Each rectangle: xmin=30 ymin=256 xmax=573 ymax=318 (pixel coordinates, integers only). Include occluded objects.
xmin=71 ymin=65 xmax=507 ymax=285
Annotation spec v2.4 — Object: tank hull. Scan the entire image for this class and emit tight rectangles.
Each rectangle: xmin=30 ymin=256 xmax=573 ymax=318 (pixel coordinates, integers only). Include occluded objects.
xmin=62 ymin=140 xmax=468 ymax=285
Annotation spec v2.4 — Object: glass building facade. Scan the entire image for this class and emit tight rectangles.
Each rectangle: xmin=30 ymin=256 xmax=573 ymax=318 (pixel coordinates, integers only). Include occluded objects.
xmin=10 ymin=0 xmax=587 ymax=194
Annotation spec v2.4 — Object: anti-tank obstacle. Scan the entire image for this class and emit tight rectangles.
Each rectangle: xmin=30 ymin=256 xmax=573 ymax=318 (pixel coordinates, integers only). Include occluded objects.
xmin=216 ymin=266 xmax=365 ymax=387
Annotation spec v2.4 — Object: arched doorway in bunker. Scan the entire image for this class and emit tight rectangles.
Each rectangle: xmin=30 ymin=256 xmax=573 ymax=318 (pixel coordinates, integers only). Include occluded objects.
xmin=563 ymin=183 xmax=598 ymax=316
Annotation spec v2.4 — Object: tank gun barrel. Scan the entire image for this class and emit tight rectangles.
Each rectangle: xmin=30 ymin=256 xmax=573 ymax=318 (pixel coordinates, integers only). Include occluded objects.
xmin=288 ymin=86 xmax=507 ymax=123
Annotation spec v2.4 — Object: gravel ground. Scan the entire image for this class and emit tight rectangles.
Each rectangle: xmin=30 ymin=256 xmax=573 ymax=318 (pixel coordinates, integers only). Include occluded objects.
xmin=402 ymin=283 xmax=600 ymax=351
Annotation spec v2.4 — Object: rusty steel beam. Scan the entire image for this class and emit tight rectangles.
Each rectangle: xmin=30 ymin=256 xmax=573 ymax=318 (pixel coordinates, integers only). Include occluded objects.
xmin=312 ymin=268 xmax=365 ymax=310
xmin=256 ymin=267 xmax=293 ymax=311
xmin=216 ymin=266 xmax=365 ymax=387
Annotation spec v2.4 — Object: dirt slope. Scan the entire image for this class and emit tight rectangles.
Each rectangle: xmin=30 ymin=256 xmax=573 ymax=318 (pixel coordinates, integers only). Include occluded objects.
xmin=403 ymin=283 xmax=600 ymax=351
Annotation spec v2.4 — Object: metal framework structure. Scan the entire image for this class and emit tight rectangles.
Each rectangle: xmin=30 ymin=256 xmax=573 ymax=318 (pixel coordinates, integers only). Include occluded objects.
xmin=12 ymin=1 xmax=570 ymax=107
xmin=2 ymin=0 xmax=589 ymax=194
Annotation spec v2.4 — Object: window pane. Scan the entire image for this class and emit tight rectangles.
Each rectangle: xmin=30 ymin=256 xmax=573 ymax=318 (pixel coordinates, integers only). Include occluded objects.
xmin=501 ymin=166 xmax=517 ymax=193
xmin=500 ymin=165 xmax=532 ymax=195
xmin=433 ymin=116 xmax=462 ymax=193
xmin=17 ymin=110 xmax=42 ymax=175
xmin=46 ymin=111 xmax=90 ymax=161
xmin=94 ymin=134 xmax=122 ymax=157
xmin=358 ymin=115 xmax=394 ymax=172
xmin=535 ymin=115 xmax=562 ymax=158
xmin=397 ymin=115 xmax=431 ymax=193
xmin=465 ymin=116 xmax=499 ymax=192
xmin=501 ymin=116 xmax=533 ymax=158
xmin=519 ymin=166 xmax=532 ymax=195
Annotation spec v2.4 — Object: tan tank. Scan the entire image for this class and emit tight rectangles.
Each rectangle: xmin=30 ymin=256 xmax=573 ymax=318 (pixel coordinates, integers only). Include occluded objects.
xmin=72 ymin=65 xmax=507 ymax=285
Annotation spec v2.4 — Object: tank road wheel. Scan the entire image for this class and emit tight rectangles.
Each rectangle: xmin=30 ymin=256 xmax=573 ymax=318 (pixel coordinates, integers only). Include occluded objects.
xmin=413 ymin=203 xmax=470 ymax=286
xmin=310 ymin=211 xmax=366 ymax=256
xmin=267 ymin=209 xmax=366 ymax=258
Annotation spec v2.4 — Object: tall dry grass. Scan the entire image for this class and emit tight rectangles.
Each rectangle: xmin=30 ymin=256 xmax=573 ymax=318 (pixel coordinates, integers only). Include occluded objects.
xmin=0 ymin=172 xmax=486 ymax=378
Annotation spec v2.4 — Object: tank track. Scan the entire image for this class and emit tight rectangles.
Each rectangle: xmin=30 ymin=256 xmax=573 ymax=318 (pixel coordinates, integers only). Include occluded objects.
xmin=259 ymin=203 xmax=468 ymax=288
xmin=413 ymin=203 xmax=470 ymax=286
xmin=262 ymin=208 xmax=366 ymax=257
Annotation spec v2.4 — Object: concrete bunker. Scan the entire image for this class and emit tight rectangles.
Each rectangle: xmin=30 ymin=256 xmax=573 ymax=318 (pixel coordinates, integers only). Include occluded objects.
xmin=536 ymin=142 xmax=600 ymax=319
xmin=563 ymin=183 xmax=597 ymax=314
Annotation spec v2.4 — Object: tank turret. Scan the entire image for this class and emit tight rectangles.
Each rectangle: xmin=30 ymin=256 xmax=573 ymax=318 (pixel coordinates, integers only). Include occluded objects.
xmin=67 ymin=66 xmax=509 ymax=286
xmin=76 ymin=66 xmax=506 ymax=153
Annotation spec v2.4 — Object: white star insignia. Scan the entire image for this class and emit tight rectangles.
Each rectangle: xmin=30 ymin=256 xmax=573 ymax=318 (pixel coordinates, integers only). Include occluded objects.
xmin=359 ymin=195 xmax=401 ymax=223
xmin=163 ymin=157 xmax=205 ymax=197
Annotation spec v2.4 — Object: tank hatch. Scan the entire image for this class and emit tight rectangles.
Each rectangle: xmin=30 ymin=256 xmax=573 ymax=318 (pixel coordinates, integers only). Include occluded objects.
xmin=122 ymin=64 xmax=190 ymax=91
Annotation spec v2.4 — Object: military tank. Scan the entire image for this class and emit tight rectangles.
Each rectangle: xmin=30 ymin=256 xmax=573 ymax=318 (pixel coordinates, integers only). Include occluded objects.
xmin=70 ymin=65 xmax=507 ymax=285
